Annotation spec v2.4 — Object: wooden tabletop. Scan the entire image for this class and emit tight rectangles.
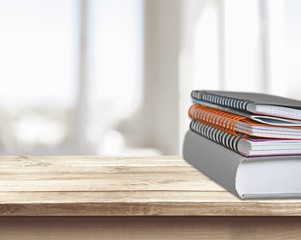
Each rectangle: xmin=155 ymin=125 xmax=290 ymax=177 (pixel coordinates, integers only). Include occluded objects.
xmin=0 ymin=156 xmax=301 ymax=216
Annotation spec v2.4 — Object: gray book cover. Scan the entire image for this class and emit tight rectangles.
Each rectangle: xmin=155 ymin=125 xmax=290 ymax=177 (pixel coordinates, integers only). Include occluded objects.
xmin=183 ymin=130 xmax=301 ymax=199
xmin=192 ymin=90 xmax=301 ymax=108
xmin=191 ymin=90 xmax=301 ymax=120
xmin=183 ymin=130 xmax=243 ymax=198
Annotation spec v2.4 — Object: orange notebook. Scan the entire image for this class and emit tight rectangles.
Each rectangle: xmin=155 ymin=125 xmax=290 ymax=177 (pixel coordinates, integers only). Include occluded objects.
xmin=189 ymin=104 xmax=301 ymax=139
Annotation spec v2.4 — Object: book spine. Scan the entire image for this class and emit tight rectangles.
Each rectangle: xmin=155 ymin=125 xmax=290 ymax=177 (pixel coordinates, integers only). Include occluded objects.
xmin=189 ymin=104 xmax=246 ymax=136
xmin=183 ymin=130 xmax=244 ymax=199
xmin=190 ymin=120 xmax=241 ymax=154
xmin=191 ymin=91 xmax=252 ymax=111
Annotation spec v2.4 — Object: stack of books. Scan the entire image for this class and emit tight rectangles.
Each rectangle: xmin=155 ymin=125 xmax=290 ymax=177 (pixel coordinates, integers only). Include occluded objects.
xmin=183 ymin=90 xmax=301 ymax=199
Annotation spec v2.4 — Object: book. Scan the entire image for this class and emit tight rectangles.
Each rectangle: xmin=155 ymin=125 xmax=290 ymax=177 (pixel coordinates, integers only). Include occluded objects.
xmin=191 ymin=90 xmax=301 ymax=120
xmin=189 ymin=104 xmax=301 ymax=139
xmin=192 ymin=99 xmax=301 ymax=127
xmin=183 ymin=130 xmax=301 ymax=199
xmin=190 ymin=120 xmax=301 ymax=157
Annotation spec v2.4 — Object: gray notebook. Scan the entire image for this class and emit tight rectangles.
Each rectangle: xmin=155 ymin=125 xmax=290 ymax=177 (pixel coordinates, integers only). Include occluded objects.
xmin=191 ymin=90 xmax=301 ymax=120
xmin=183 ymin=130 xmax=301 ymax=199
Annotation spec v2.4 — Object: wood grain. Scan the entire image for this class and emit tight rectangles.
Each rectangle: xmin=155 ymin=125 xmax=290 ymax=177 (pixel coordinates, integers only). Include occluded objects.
xmin=0 ymin=156 xmax=301 ymax=216
xmin=0 ymin=217 xmax=300 ymax=240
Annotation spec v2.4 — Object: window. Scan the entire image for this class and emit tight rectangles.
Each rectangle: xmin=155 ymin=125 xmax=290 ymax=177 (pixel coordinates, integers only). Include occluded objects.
xmin=0 ymin=0 xmax=144 ymax=155
xmin=1 ymin=0 xmax=300 ymax=156
xmin=0 ymin=0 xmax=75 ymax=154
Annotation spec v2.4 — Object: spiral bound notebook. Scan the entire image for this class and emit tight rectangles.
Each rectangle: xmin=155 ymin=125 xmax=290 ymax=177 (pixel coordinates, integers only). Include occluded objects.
xmin=189 ymin=104 xmax=301 ymax=139
xmin=193 ymin=99 xmax=301 ymax=127
xmin=183 ymin=130 xmax=301 ymax=199
xmin=190 ymin=120 xmax=301 ymax=157
xmin=191 ymin=90 xmax=301 ymax=120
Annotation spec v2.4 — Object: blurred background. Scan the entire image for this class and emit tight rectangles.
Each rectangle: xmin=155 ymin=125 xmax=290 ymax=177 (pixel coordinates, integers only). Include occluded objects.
xmin=0 ymin=0 xmax=300 ymax=156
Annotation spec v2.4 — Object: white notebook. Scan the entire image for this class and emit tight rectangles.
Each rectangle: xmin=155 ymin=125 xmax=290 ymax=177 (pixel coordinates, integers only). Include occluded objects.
xmin=192 ymin=90 xmax=301 ymax=120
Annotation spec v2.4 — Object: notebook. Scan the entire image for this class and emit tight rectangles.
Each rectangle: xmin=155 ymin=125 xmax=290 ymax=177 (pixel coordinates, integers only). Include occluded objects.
xmin=183 ymin=130 xmax=301 ymax=199
xmin=189 ymin=104 xmax=301 ymax=139
xmin=193 ymin=99 xmax=301 ymax=127
xmin=190 ymin=120 xmax=301 ymax=157
xmin=191 ymin=90 xmax=301 ymax=120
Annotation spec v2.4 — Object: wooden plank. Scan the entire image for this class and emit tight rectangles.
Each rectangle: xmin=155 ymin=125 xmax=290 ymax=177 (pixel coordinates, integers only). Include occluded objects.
xmin=0 ymin=156 xmax=301 ymax=216
xmin=0 ymin=172 xmax=208 ymax=181
xmin=2 ymin=201 xmax=301 ymax=216
xmin=3 ymin=191 xmax=301 ymax=204
xmin=0 ymin=178 xmax=223 ymax=192
xmin=0 ymin=156 xmax=184 ymax=166
xmin=0 ymin=190 xmax=301 ymax=203
xmin=0 ymin=191 xmax=236 ymax=204
xmin=0 ymin=191 xmax=301 ymax=216
xmin=0 ymin=166 xmax=200 ymax=174
xmin=0 ymin=217 xmax=300 ymax=239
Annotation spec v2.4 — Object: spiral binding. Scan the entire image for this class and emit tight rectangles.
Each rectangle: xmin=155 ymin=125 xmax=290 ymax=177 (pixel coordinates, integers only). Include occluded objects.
xmin=191 ymin=91 xmax=252 ymax=111
xmin=188 ymin=104 xmax=247 ymax=136
xmin=190 ymin=120 xmax=240 ymax=153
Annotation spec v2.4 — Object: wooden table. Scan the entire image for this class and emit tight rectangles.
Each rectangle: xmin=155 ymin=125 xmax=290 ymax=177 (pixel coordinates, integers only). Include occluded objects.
xmin=1 ymin=156 xmax=301 ymax=239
